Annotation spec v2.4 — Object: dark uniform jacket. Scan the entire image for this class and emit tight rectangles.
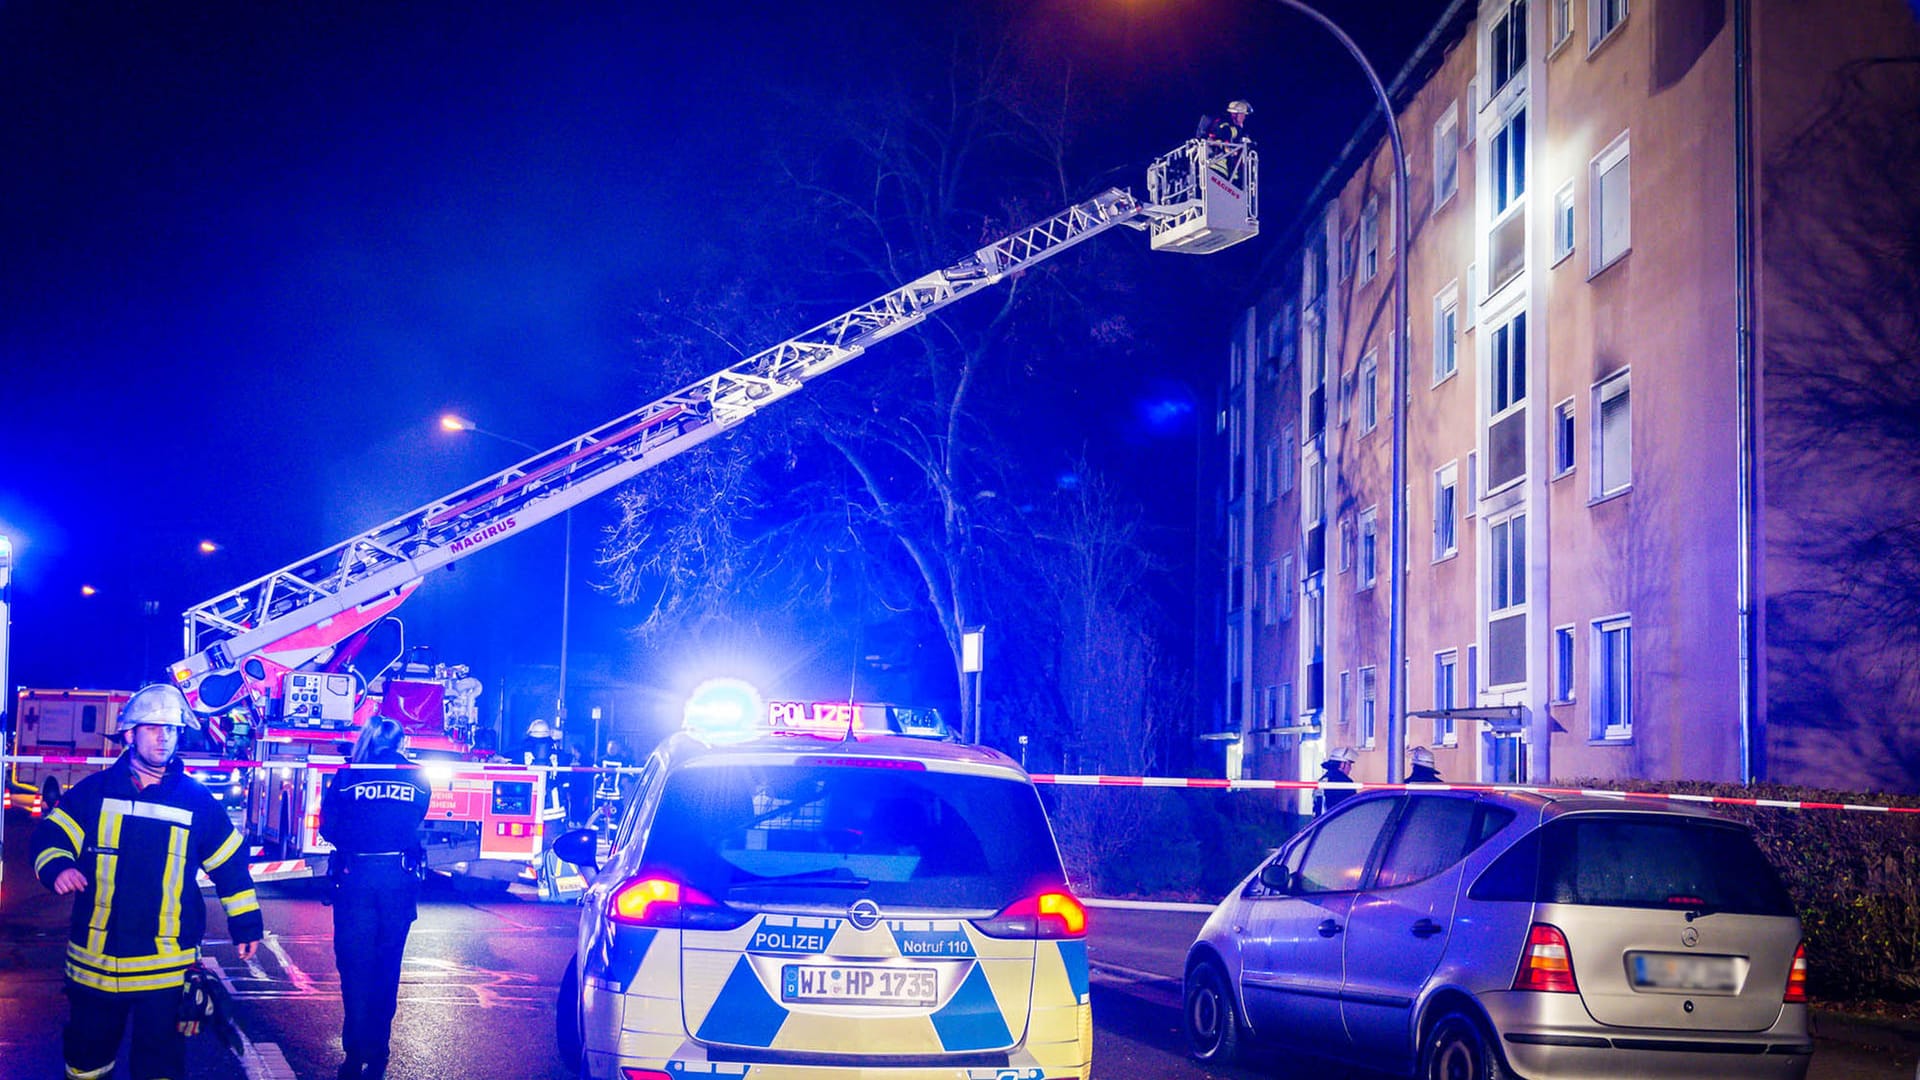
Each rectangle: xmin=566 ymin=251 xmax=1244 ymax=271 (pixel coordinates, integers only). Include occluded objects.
xmin=319 ymin=751 xmax=431 ymax=856
xmin=30 ymin=753 xmax=263 ymax=993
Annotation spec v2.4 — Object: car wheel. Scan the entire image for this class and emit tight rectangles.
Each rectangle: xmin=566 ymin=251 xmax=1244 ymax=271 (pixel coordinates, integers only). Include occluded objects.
xmin=556 ymin=956 xmax=584 ymax=1072
xmin=1422 ymin=1010 xmax=1508 ymax=1080
xmin=1184 ymin=960 xmax=1242 ymax=1063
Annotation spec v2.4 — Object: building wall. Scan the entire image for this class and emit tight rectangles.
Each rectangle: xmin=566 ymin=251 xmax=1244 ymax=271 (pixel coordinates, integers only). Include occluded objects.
xmin=1212 ymin=0 xmax=1920 ymax=792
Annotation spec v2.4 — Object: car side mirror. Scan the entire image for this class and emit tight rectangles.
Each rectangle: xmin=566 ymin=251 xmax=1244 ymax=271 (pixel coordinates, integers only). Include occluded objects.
xmin=551 ymin=827 xmax=599 ymax=871
xmin=1258 ymin=863 xmax=1294 ymax=893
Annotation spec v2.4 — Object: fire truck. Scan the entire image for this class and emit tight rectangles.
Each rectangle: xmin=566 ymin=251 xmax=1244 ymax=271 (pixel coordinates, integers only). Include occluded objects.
xmin=165 ymin=137 xmax=1256 ymax=883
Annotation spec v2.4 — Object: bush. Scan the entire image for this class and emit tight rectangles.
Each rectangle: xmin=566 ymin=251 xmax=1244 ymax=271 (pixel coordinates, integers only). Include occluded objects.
xmin=1565 ymin=779 xmax=1920 ymax=1005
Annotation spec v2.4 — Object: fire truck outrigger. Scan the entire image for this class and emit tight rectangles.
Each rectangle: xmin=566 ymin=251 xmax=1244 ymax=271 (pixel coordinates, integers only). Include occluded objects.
xmin=169 ymin=137 xmax=1257 ymax=883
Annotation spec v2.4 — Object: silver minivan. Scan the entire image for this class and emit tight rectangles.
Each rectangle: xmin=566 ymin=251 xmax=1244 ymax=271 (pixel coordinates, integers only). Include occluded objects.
xmin=1184 ymin=790 xmax=1812 ymax=1079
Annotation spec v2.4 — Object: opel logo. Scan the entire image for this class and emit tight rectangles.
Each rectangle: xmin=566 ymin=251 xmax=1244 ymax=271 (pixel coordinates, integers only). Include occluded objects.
xmin=848 ymin=898 xmax=882 ymax=930
xmin=1681 ymin=927 xmax=1700 ymax=948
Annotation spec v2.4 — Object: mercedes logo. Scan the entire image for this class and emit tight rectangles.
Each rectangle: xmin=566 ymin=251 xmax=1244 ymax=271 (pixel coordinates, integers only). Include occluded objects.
xmin=1680 ymin=927 xmax=1700 ymax=948
xmin=847 ymin=898 xmax=882 ymax=930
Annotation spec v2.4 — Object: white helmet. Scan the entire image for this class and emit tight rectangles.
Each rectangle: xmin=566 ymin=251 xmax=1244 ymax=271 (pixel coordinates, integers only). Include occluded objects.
xmin=119 ymin=684 xmax=201 ymax=732
xmin=1410 ymin=745 xmax=1437 ymax=768
xmin=526 ymin=718 xmax=554 ymax=740
xmin=1328 ymin=745 xmax=1358 ymax=765
xmin=1228 ymin=100 xmax=1254 ymax=116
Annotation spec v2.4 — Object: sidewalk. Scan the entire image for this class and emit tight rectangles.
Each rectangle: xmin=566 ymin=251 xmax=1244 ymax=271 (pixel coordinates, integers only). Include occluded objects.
xmin=3 ymin=808 xmax=250 ymax=1078
xmin=1814 ymin=1007 xmax=1920 ymax=1055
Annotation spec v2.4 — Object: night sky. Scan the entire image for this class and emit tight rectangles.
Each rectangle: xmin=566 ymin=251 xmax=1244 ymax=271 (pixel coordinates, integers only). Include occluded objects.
xmin=1 ymin=1 xmax=1443 ymax=719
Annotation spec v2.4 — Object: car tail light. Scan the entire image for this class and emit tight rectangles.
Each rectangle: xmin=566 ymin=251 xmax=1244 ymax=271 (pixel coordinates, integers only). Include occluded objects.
xmin=1512 ymin=923 xmax=1578 ymax=993
xmin=607 ymin=876 xmax=748 ymax=930
xmin=971 ymin=891 xmax=1087 ymax=939
xmin=1784 ymin=942 xmax=1808 ymax=1003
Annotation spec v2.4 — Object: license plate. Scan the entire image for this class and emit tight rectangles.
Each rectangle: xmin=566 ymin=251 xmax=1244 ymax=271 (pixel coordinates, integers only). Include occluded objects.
xmin=1629 ymin=952 xmax=1739 ymax=992
xmin=782 ymin=964 xmax=937 ymax=1006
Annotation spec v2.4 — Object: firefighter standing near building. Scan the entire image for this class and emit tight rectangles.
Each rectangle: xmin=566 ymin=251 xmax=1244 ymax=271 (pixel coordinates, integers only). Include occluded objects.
xmin=1314 ymin=745 xmax=1360 ymax=815
xmin=29 ymin=683 xmax=263 ymax=1080
xmin=319 ymin=717 xmax=430 ymax=1080
xmin=1408 ymin=745 xmax=1445 ymax=784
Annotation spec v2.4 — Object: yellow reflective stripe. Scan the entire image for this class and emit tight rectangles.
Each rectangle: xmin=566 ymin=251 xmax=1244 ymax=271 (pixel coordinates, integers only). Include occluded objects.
xmin=221 ymin=889 xmax=260 ymax=917
xmin=36 ymin=847 xmax=74 ymax=874
xmin=203 ymin=828 xmax=243 ymax=871
xmin=66 ymin=1060 xmax=115 ymax=1080
xmin=65 ymin=963 xmax=188 ymax=994
xmin=65 ymin=941 xmax=197 ymax=973
xmin=86 ymin=810 xmax=123 ymax=955
xmin=157 ymin=825 xmax=188 ymax=952
xmin=47 ymin=807 xmax=84 ymax=850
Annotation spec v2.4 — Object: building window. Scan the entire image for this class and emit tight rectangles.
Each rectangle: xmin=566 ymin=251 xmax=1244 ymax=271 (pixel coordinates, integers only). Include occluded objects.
xmin=1553 ymin=624 xmax=1576 ymax=702
xmin=1262 ymin=684 xmax=1279 ymax=732
xmin=1279 ymin=553 xmax=1295 ymax=620
xmin=1492 ymin=309 xmax=1530 ymax=414
xmin=1359 ymin=666 xmax=1378 ymax=748
xmin=1594 ymin=369 xmax=1632 ymax=498
xmin=1261 ymin=438 xmax=1280 ymax=505
xmin=1593 ymin=615 xmax=1631 ymax=739
xmin=1488 ymin=513 xmax=1527 ymax=687
xmin=1433 ymin=283 xmax=1459 ymax=383
xmin=1553 ymin=181 xmax=1575 ymax=263
xmin=1280 ymin=424 xmax=1297 ymax=493
xmin=1434 ymin=462 xmax=1459 ymax=559
xmin=1227 ymin=621 xmax=1242 ymax=681
xmin=1490 ymin=0 xmax=1529 ymax=94
xmin=1434 ymin=651 xmax=1458 ymax=746
xmin=1261 ymin=561 xmax=1278 ymax=626
xmin=1358 ymin=506 xmax=1379 ymax=589
xmin=1359 ymin=352 xmax=1379 ymax=433
xmin=1590 ymin=0 xmax=1628 ymax=49
xmin=1278 ymin=683 xmax=1293 ymax=730
xmin=1487 ymin=309 xmax=1528 ymax=491
xmin=1552 ymin=0 xmax=1573 ymax=50
xmin=1553 ymin=398 xmax=1576 ymax=477
xmin=1359 ymin=199 xmax=1380 ymax=283
xmin=1465 ymin=450 xmax=1478 ymax=517
xmin=1340 ymin=516 xmax=1355 ymax=573
xmin=1491 ymin=108 xmax=1527 ymax=217
xmin=1340 ymin=224 xmax=1358 ymax=281
xmin=1433 ymin=104 xmax=1460 ymax=209
xmin=1340 ymin=669 xmax=1353 ymax=728
xmin=1591 ymin=133 xmax=1631 ymax=273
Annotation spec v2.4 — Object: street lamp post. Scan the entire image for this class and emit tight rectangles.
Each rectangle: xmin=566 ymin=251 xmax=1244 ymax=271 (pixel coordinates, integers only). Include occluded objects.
xmin=440 ymin=414 xmax=573 ymax=738
xmin=1265 ymin=0 xmax=1412 ymax=782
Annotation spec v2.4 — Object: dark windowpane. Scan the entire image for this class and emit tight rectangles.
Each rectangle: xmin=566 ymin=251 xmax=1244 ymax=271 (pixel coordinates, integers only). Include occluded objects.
xmin=1298 ymin=797 xmax=1396 ymax=893
xmin=1375 ymin=797 xmax=1482 ymax=888
xmin=1538 ymin=816 xmax=1795 ymax=916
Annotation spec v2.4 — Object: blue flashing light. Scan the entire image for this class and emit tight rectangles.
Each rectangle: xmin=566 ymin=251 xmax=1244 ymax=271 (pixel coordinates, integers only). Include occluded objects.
xmin=683 ymin=677 xmax=765 ymax=743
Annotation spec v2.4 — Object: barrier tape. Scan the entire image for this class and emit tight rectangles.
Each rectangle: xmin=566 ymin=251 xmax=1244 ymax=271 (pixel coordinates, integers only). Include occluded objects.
xmin=1028 ymin=773 xmax=1920 ymax=815
xmin=1 ymin=754 xmax=648 ymax=775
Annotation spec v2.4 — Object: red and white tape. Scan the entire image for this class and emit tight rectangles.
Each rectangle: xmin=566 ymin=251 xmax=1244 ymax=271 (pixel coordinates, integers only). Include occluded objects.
xmin=1028 ymin=773 xmax=1920 ymax=815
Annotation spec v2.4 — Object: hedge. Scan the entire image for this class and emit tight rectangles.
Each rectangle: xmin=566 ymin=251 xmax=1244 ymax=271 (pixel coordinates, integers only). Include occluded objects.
xmin=1047 ymin=779 xmax=1920 ymax=1005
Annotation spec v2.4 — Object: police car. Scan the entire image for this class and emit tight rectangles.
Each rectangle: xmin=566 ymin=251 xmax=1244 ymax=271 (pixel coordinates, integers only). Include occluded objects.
xmin=551 ymin=683 xmax=1092 ymax=1080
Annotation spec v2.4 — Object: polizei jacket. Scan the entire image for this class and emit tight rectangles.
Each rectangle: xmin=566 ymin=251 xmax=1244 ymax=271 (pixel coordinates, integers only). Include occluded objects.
xmin=318 ymin=750 xmax=431 ymax=856
xmin=30 ymin=752 xmax=263 ymax=992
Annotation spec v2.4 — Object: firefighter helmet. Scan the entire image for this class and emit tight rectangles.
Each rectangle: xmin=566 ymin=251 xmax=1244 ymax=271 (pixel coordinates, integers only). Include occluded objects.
xmin=1328 ymin=745 xmax=1358 ymax=765
xmin=526 ymin=718 xmax=554 ymax=740
xmin=1228 ymin=99 xmax=1254 ymax=116
xmin=1410 ymin=745 xmax=1437 ymax=769
xmin=118 ymin=684 xmax=201 ymax=732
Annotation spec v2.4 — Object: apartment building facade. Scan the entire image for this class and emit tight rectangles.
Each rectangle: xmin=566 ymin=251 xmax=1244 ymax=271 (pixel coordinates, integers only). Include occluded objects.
xmin=1201 ymin=0 xmax=1920 ymax=793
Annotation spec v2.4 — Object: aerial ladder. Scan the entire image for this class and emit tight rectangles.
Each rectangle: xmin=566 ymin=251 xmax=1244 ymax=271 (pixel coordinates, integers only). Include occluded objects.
xmin=170 ymin=138 xmax=1257 ymax=727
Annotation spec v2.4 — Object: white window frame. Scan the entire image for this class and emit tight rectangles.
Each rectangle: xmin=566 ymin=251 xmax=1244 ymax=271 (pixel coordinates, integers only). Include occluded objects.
xmin=1551 ymin=0 xmax=1574 ymax=52
xmin=1433 ymin=650 xmax=1459 ymax=746
xmin=1590 ymin=132 xmax=1631 ymax=275
xmin=1358 ymin=506 xmax=1379 ymax=590
xmin=1553 ymin=180 xmax=1576 ymax=264
xmin=1359 ymin=665 xmax=1378 ymax=749
xmin=1465 ymin=450 xmax=1479 ymax=518
xmin=1359 ymin=199 xmax=1381 ymax=284
xmin=1489 ymin=309 xmax=1528 ymax=420
xmin=1593 ymin=368 xmax=1632 ymax=499
xmin=1433 ymin=462 xmax=1459 ymax=560
xmin=1339 ymin=515 xmax=1355 ymax=574
xmin=1262 ymin=684 xmax=1279 ymax=732
xmin=1340 ymin=224 xmax=1359 ymax=282
xmin=1488 ymin=0 xmax=1529 ymax=96
xmin=1280 ymin=424 xmax=1297 ymax=494
xmin=1262 ymin=561 xmax=1279 ymax=627
xmin=1486 ymin=511 xmax=1528 ymax=691
xmin=1553 ymin=397 xmax=1576 ymax=478
xmin=1432 ymin=103 xmax=1460 ymax=211
xmin=1592 ymin=614 xmax=1632 ymax=740
xmin=1340 ymin=669 xmax=1354 ymax=729
xmin=1339 ymin=369 xmax=1356 ymax=427
xmin=1279 ymin=553 xmax=1295 ymax=620
xmin=1359 ymin=351 xmax=1379 ymax=433
xmin=1490 ymin=105 xmax=1528 ymax=220
xmin=1432 ymin=282 xmax=1459 ymax=384
xmin=1589 ymin=0 xmax=1629 ymax=52
xmin=1553 ymin=623 xmax=1576 ymax=703
xmin=1262 ymin=438 xmax=1280 ymax=505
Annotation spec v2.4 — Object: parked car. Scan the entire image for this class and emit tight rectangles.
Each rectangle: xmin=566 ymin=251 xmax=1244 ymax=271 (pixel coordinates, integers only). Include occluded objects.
xmin=551 ymin=714 xmax=1091 ymax=1079
xmin=1184 ymin=789 xmax=1811 ymax=1079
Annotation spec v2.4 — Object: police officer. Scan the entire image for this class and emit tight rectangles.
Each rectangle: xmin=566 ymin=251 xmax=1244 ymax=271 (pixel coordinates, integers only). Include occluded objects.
xmin=30 ymin=683 xmax=263 ymax=1080
xmin=1408 ymin=745 xmax=1444 ymax=784
xmin=320 ymin=718 xmax=430 ymax=1080
xmin=1315 ymin=745 xmax=1360 ymax=815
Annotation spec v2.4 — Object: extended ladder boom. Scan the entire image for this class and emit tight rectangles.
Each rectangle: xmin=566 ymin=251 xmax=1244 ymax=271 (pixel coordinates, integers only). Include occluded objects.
xmin=175 ymin=141 xmax=1257 ymax=713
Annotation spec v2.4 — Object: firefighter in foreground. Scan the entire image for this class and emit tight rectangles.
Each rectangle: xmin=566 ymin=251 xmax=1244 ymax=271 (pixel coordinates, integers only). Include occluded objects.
xmin=29 ymin=683 xmax=263 ymax=1080
xmin=319 ymin=717 xmax=431 ymax=1080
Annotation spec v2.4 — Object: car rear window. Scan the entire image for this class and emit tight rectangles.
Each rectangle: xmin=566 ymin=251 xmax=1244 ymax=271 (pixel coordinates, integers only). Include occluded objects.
xmin=1468 ymin=813 xmax=1795 ymax=916
xmin=642 ymin=762 xmax=1066 ymax=911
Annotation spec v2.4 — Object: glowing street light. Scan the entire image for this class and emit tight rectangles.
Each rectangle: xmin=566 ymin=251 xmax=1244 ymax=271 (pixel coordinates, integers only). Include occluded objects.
xmin=198 ymin=540 xmax=221 ymax=555
xmin=438 ymin=413 xmax=572 ymax=735
xmin=80 ymin=584 xmax=97 ymax=597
